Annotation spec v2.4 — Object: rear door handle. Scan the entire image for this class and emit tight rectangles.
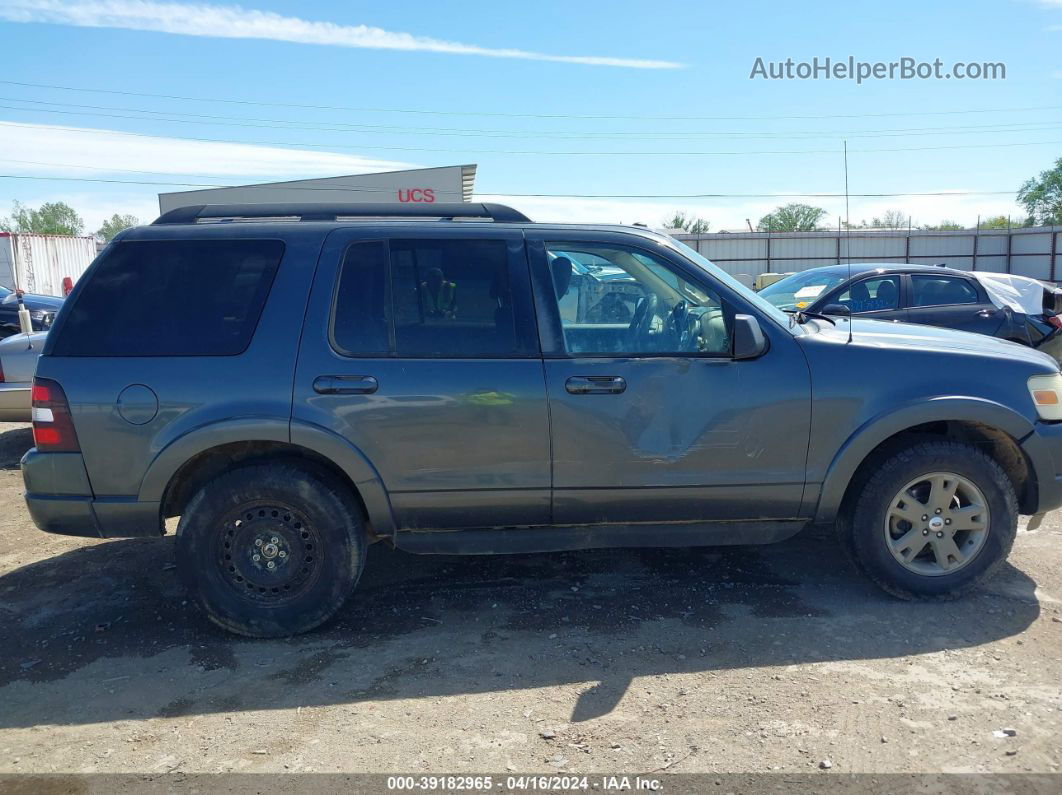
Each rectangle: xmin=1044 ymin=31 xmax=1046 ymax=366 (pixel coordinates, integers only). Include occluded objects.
xmin=565 ymin=376 xmax=626 ymax=395
xmin=313 ymin=375 xmax=378 ymax=395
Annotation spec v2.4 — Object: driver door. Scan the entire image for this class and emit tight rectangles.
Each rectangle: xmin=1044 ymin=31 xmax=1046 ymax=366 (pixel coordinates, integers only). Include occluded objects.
xmin=526 ymin=230 xmax=812 ymax=527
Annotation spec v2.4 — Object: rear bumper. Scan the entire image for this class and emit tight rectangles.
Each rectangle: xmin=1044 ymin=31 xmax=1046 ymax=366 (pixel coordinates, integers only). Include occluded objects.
xmin=1021 ymin=422 xmax=1062 ymax=514
xmin=22 ymin=448 xmax=161 ymax=538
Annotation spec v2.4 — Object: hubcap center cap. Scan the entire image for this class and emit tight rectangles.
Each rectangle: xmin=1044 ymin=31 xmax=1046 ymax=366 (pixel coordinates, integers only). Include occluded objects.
xmin=261 ymin=542 xmax=280 ymax=559
xmin=928 ymin=516 xmax=945 ymax=532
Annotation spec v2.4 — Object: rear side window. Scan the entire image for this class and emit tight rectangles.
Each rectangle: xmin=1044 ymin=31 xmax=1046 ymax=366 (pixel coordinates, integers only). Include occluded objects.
xmin=911 ymin=275 xmax=978 ymax=307
xmin=52 ymin=239 xmax=283 ymax=356
xmin=331 ymin=238 xmax=533 ymax=358
xmin=389 ymin=239 xmax=521 ymax=357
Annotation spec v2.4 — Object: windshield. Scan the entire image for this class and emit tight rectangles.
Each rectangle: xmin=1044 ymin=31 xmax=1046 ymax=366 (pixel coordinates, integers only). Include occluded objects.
xmin=758 ymin=270 xmax=848 ymax=311
xmin=664 ymin=238 xmax=793 ymax=329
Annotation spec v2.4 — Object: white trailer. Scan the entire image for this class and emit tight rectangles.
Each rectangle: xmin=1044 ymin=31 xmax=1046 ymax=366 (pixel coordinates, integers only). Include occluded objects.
xmin=0 ymin=232 xmax=98 ymax=297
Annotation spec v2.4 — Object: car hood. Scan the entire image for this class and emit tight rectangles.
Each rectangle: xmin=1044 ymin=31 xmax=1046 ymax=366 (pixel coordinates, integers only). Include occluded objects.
xmin=808 ymin=317 xmax=1060 ymax=370
xmin=0 ymin=292 xmax=64 ymax=310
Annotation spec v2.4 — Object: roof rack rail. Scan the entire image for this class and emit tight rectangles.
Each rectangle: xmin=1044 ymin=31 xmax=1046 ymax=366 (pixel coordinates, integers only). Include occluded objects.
xmin=152 ymin=202 xmax=531 ymax=225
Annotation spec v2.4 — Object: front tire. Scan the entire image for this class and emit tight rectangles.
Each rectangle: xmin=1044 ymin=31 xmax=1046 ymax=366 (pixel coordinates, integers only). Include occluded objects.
xmin=176 ymin=461 xmax=366 ymax=637
xmin=845 ymin=440 xmax=1017 ymax=599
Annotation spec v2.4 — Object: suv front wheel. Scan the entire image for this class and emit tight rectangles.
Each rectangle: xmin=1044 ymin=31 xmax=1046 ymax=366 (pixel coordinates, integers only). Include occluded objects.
xmin=176 ymin=461 xmax=366 ymax=637
xmin=845 ymin=440 xmax=1018 ymax=599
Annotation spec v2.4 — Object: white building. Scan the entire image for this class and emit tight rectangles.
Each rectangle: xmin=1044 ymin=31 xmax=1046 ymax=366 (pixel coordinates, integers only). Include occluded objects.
xmin=158 ymin=165 xmax=477 ymax=213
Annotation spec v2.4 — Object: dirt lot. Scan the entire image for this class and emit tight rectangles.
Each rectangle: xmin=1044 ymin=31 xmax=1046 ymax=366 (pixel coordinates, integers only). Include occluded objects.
xmin=0 ymin=420 xmax=1060 ymax=777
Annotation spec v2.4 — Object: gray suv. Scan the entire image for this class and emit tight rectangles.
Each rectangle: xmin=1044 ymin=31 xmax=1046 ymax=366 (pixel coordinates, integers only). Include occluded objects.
xmin=21 ymin=203 xmax=1062 ymax=637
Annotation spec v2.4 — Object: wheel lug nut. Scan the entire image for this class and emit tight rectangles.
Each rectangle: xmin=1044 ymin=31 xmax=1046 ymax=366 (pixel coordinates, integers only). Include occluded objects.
xmin=254 ymin=539 xmax=263 ymax=547
xmin=252 ymin=554 xmax=260 ymax=562
xmin=935 ymin=508 xmax=942 ymax=514
xmin=945 ymin=518 xmax=951 ymax=525
xmin=271 ymin=537 xmax=279 ymax=544
xmin=279 ymin=550 xmax=287 ymax=558
xmin=922 ymin=515 xmax=928 ymax=521
xmin=267 ymin=561 xmax=276 ymax=570
xmin=922 ymin=529 xmax=929 ymax=536
xmin=936 ymin=531 xmax=944 ymax=538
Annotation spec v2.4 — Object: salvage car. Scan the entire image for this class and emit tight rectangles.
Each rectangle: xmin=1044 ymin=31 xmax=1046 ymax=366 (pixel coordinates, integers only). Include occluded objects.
xmin=758 ymin=263 xmax=1062 ymax=352
xmin=0 ymin=286 xmax=63 ymax=338
xmin=22 ymin=203 xmax=1062 ymax=637
xmin=0 ymin=330 xmax=45 ymax=421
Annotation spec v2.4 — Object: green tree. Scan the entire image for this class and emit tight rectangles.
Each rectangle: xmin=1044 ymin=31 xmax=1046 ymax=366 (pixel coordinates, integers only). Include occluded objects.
xmin=757 ymin=203 xmax=827 ymax=232
xmin=0 ymin=201 xmax=85 ymax=235
xmin=96 ymin=213 xmax=140 ymax=242
xmin=1017 ymin=157 xmax=1062 ymax=226
xmin=979 ymin=215 xmax=1012 ymax=230
xmin=665 ymin=211 xmax=710 ymax=234
xmin=920 ymin=220 xmax=964 ymax=231
xmin=870 ymin=209 xmax=909 ymax=229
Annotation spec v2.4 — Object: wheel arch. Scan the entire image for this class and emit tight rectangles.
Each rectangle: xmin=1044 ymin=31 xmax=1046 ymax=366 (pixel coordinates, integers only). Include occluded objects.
xmin=140 ymin=418 xmax=397 ymax=539
xmin=815 ymin=397 xmax=1036 ymax=524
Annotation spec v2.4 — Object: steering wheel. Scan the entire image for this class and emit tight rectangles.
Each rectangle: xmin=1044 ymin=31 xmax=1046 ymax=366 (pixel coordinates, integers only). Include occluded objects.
xmin=627 ymin=293 xmax=660 ymax=350
xmin=667 ymin=300 xmax=693 ymax=351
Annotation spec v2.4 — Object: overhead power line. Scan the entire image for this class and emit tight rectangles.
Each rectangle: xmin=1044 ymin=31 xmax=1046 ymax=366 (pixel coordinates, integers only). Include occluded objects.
xmin=0 ymin=170 xmax=1019 ymax=199
xmin=2 ymin=78 xmax=1060 ymax=122
xmin=0 ymin=115 xmax=1060 ymax=157
xmin=0 ymin=96 xmax=1059 ymax=140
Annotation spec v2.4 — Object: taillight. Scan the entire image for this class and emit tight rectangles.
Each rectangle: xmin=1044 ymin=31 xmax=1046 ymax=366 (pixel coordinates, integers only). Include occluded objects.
xmin=1049 ymin=315 xmax=1062 ymax=331
xmin=31 ymin=377 xmax=80 ymax=452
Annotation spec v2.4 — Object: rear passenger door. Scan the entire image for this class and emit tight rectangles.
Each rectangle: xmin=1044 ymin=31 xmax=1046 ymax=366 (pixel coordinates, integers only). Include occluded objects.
xmin=293 ymin=227 xmax=551 ymax=531
xmin=906 ymin=273 xmax=1005 ymax=336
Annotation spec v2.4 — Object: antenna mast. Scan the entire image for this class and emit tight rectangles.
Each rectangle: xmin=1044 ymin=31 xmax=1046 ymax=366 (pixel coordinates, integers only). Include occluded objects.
xmin=843 ymin=140 xmax=853 ymax=344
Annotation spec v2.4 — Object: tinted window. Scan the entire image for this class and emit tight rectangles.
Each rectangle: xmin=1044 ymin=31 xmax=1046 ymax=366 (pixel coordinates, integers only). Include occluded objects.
xmin=52 ymin=239 xmax=282 ymax=356
xmin=332 ymin=241 xmax=389 ymax=355
xmin=545 ymin=243 xmax=730 ymax=356
xmin=389 ymin=239 xmax=525 ymax=357
xmin=835 ymin=276 xmax=900 ymax=313
xmin=911 ymin=275 xmax=978 ymax=307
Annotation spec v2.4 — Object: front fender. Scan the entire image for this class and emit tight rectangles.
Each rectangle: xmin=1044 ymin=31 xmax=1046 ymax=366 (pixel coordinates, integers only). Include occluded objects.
xmin=814 ymin=396 xmax=1035 ymax=523
xmin=137 ymin=417 xmax=396 ymax=538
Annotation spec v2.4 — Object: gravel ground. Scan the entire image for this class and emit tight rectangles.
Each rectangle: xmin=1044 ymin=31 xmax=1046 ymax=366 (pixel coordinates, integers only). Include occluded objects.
xmin=0 ymin=420 xmax=1060 ymax=777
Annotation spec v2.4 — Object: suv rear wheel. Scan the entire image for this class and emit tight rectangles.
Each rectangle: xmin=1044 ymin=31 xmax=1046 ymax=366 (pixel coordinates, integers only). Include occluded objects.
xmin=176 ymin=461 xmax=366 ymax=637
xmin=844 ymin=440 xmax=1017 ymax=599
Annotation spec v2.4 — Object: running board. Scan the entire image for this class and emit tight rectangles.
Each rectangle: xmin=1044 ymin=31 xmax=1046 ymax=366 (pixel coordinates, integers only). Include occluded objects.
xmin=394 ymin=520 xmax=807 ymax=555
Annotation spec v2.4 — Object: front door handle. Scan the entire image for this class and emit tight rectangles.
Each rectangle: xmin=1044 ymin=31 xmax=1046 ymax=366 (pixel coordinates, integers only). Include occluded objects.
xmin=565 ymin=376 xmax=626 ymax=395
xmin=313 ymin=375 xmax=378 ymax=395
xmin=977 ymin=308 xmax=997 ymax=317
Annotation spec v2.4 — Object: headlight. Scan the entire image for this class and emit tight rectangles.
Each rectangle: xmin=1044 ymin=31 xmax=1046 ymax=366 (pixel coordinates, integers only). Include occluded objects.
xmin=1027 ymin=373 xmax=1062 ymax=420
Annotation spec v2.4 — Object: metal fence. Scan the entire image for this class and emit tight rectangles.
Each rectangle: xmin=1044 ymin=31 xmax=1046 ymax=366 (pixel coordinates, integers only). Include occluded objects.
xmin=674 ymin=226 xmax=1062 ymax=282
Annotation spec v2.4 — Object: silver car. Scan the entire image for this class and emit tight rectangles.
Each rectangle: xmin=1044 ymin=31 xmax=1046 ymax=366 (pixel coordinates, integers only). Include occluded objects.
xmin=0 ymin=331 xmax=45 ymax=421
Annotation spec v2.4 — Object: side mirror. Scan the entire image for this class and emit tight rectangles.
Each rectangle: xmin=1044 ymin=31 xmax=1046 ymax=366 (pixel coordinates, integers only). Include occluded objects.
xmin=821 ymin=303 xmax=852 ymax=317
xmin=733 ymin=314 xmax=767 ymax=360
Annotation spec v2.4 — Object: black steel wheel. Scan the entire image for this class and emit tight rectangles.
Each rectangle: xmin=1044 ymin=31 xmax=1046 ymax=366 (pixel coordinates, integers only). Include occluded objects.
xmin=177 ymin=461 xmax=366 ymax=637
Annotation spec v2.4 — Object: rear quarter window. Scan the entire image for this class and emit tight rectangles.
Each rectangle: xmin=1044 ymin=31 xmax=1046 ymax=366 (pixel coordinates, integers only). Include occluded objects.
xmin=51 ymin=239 xmax=284 ymax=356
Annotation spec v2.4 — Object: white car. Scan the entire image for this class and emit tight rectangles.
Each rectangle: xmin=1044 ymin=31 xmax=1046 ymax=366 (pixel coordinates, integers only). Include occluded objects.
xmin=0 ymin=331 xmax=46 ymax=421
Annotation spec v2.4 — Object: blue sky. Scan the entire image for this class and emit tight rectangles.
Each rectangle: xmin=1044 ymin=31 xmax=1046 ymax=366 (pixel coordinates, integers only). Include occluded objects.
xmin=0 ymin=0 xmax=1059 ymax=231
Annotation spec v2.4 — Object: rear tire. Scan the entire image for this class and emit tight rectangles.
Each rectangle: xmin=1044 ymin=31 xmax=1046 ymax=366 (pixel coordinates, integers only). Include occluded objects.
xmin=844 ymin=440 xmax=1017 ymax=599
xmin=176 ymin=461 xmax=366 ymax=637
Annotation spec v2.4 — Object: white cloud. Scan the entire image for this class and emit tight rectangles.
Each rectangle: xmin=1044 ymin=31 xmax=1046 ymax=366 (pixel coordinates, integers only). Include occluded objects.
xmin=0 ymin=0 xmax=682 ymax=69
xmin=0 ymin=120 xmax=413 ymax=180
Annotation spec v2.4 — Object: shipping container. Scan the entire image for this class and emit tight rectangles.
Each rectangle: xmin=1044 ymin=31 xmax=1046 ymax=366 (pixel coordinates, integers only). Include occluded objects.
xmin=0 ymin=233 xmax=98 ymax=297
